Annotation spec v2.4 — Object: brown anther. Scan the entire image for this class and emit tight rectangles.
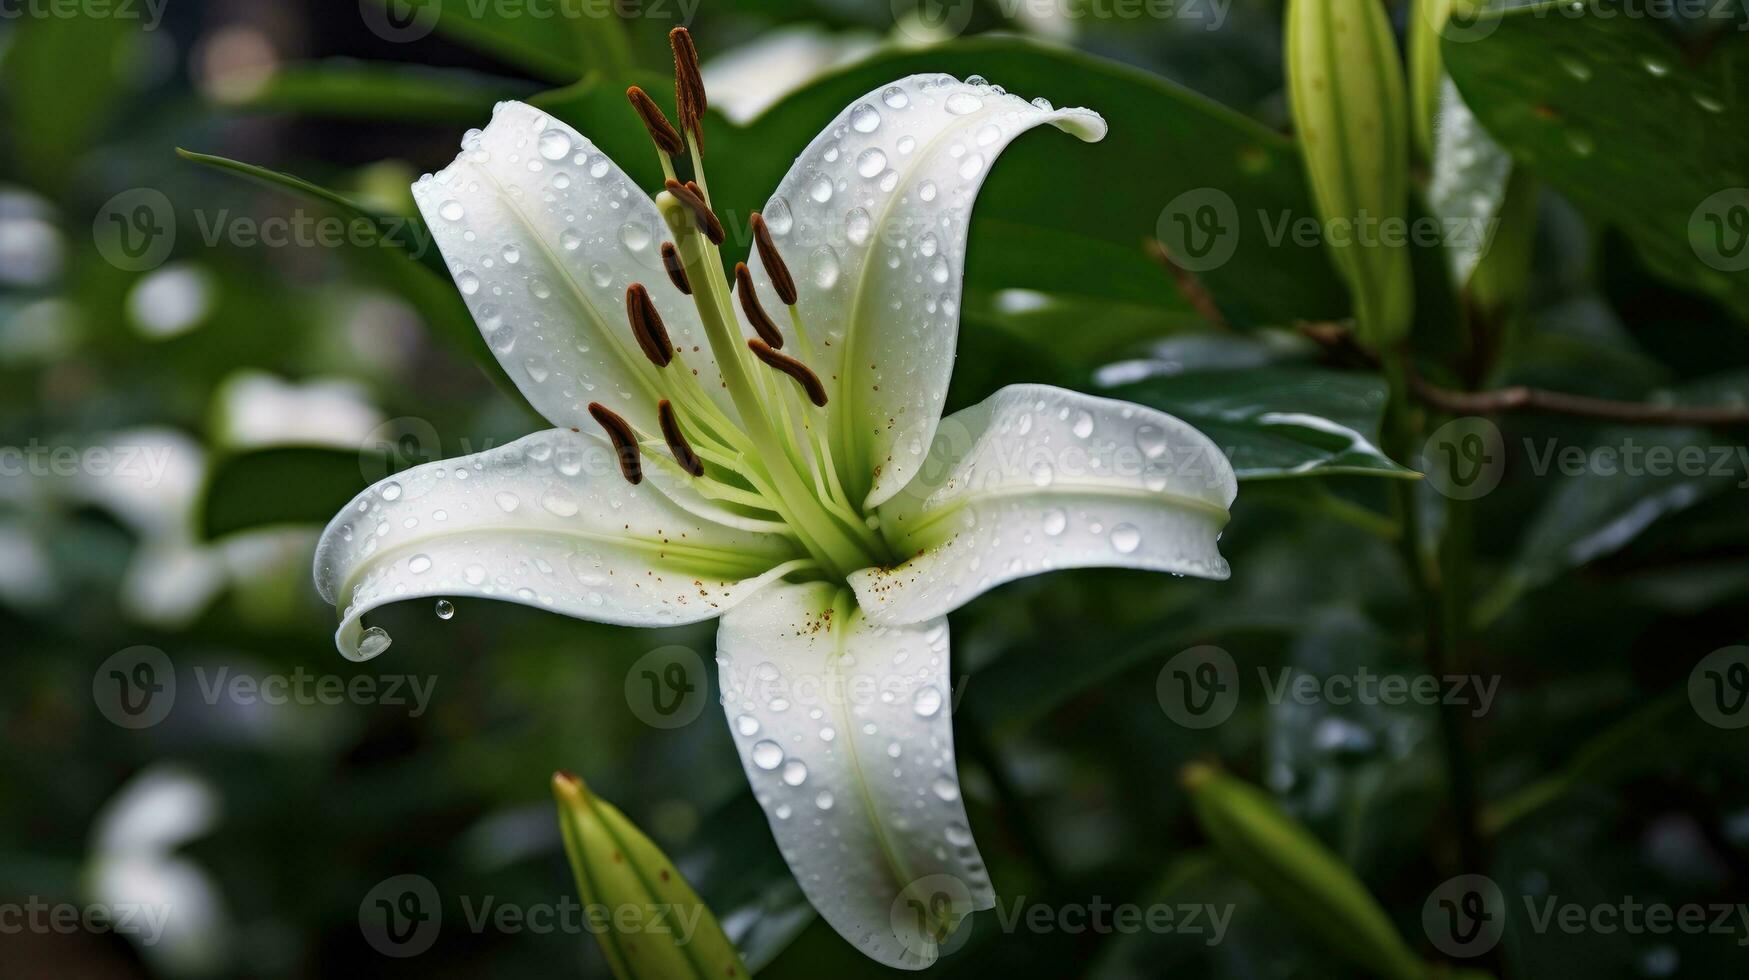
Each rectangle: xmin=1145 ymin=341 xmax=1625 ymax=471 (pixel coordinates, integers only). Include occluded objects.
xmin=587 ymin=402 xmax=643 ymax=484
xmin=660 ymin=242 xmax=690 ymax=295
xmin=625 ymin=284 xmax=673 ymax=368
xmin=748 ymin=338 xmax=827 ymax=407
xmin=734 ymin=263 xmax=784 ymax=348
xmin=669 ymin=27 xmax=706 ymax=147
xmin=626 ymin=86 xmax=683 ymax=156
xmin=749 ymin=212 xmax=797 ymax=305
xmin=657 ymin=400 xmax=705 ymax=476
xmin=664 ymin=178 xmax=724 ymax=244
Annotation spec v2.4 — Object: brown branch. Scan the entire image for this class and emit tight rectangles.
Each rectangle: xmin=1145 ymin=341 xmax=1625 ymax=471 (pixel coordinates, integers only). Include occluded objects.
xmin=1294 ymin=322 xmax=1749 ymax=428
xmin=1408 ymin=374 xmax=1749 ymax=427
xmin=1145 ymin=238 xmax=1226 ymax=330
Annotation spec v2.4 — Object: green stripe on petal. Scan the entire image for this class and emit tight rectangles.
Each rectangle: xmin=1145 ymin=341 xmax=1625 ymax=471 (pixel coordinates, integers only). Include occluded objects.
xmin=313 ymin=428 xmax=802 ymax=660
xmin=854 ymin=384 xmax=1234 ymax=626
xmin=716 ymin=580 xmax=990 ymax=970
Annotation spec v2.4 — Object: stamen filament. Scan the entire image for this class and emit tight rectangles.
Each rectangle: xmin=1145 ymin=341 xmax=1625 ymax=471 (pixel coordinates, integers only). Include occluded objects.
xmin=659 ymin=194 xmax=876 ymax=578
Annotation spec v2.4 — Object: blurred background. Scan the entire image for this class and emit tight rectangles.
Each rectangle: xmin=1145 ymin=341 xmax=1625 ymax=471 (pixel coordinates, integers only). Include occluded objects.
xmin=3 ymin=0 xmax=1748 ymax=977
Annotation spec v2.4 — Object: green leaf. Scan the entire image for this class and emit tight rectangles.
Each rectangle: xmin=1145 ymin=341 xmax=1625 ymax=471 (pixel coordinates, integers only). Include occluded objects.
xmin=222 ymin=61 xmax=539 ymax=125
xmin=1182 ymin=764 xmax=1425 ymax=980
xmin=175 ymin=148 xmax=440 ymax=274
xmin=1 ymin=11 xmax=132 ymax=196
xmin=1104 ymin=366 xmax=1419 ymax=480
xmin=1477 ymin=385 xmax=1749 ymax=623
xmin=175 ymin=148 xmax=530 ymax=406
xmin=200 ymin=446 xmax=384 ymax=539
xmin=362 ymin=0 xmax=629 ymax=84
xmin=1444 ymin=3 xmax=1749 ymax=320
xmin=538 ymin=37 xmax=1351 ymax=326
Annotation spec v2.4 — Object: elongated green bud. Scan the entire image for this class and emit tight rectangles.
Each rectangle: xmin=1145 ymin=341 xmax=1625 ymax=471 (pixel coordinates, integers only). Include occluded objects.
xmin=1183 ymin=763 xmax=1425 ymax=980
xmin=552 ymin=772 xmax=750 ymax=980
xmin=1409 ymin=0 xmax=1453 ymax=162
xmin=1286 ymin=0 xmax=1414 ymax=348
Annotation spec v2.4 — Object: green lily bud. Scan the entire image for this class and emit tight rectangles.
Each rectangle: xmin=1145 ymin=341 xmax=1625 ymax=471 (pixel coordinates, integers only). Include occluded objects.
xmin=1183 ymin=763 xmax=1425 ymax=980
xmin=552 ymin=772 xmax=751 ymax=980
xmin=1286 ymin=0 xmax=1415 ymax=348
xmin=1409 ymin=0 xmax=1453 ymax=162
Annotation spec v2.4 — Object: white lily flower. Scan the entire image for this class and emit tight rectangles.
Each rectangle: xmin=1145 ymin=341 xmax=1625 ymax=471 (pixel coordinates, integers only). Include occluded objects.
xmin=313 ymin=42 xmax=1235 ymax=969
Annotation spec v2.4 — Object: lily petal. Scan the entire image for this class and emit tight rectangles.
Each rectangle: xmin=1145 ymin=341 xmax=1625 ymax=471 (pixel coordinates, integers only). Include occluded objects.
xmin=413 ymin=101 xmax=725 ymax=436
xmin=852 ymin=384 xmax=1235 ymax=625
xmin=314 ymin=429 xmax=802 ymax=660
xmin=717 ymin=580 xmax=992 ymax=970
xmin=744 ymin=75 xmax=1105 ymax=511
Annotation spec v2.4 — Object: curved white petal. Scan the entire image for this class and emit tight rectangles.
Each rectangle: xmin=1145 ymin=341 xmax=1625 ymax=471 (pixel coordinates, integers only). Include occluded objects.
xmin=745 ymin=75 xmax=1105 ymax=511
xmin=313 ymin=429 xmax=801 ymax=660
xmin=851 ymin=385 xmax=1235 ymax=625
xmin=412 ymin=100 xmax=724 ymax=435
xmin=717 ymin=580 xmax=991 ymax=970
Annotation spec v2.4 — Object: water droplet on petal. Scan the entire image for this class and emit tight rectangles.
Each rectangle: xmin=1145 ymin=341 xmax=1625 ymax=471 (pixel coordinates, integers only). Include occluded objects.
xmin=619 ymin=221 xmax=651 ymax=251
xmin=751 ymin=740 xmax=784 ymax=770
xmin=882 ymin=85 xmax=909 ymax=109
xmin=850 ymin=102 xmax=882 ymax=132
xmin=538 ymin=129 xmax=571 ymax=160
xmin=857 ymin=148 xmax=887 ymax=178
xmin=435 ymin=599 xmax=455 ymax=620
xmin=781 ymin=760 xmax=808 ymax=786
xmin=913 ymin=685 xmax=943 ymax=717
xmin=1110 ymin=523 xmax=1141 ymax=553
xmin=809 ymin=176 xmax=834 ymax=203
xmin=945 ymin=92 xmax=983 ymax=115
xmin=737 ymin=714 xmax=760 ymax=736
xmin=439 ymin=200 xmax=464 ymax=222
xmin=1030 ymin=461 xmax=1054 ymax=487
xmin=495 ymin=491 xmax=521 ymax=512
xmin=815 ymin=790 xmax=835 ymax=810
xmin=810 ymin=245 xmax=841 ymax=289
xmin=381 ymin=481 xmax=403 ymax=501
xmin=845 ymin=208 xmax=871 ymax=245
xmin=357 ymin=626 xmax=392 ymax=659
xmin=1042 ymin=508 xmax=1067 ymax=536
xmin=408 ymin=554 xmax=432 ymax=574
xmin=931 ymin=777 xmax=959 ymax=801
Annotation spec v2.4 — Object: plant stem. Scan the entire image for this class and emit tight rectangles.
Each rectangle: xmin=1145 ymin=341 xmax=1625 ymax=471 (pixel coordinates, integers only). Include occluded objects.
xmin=1382 ymin=353 xmax=1486 ymax=880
